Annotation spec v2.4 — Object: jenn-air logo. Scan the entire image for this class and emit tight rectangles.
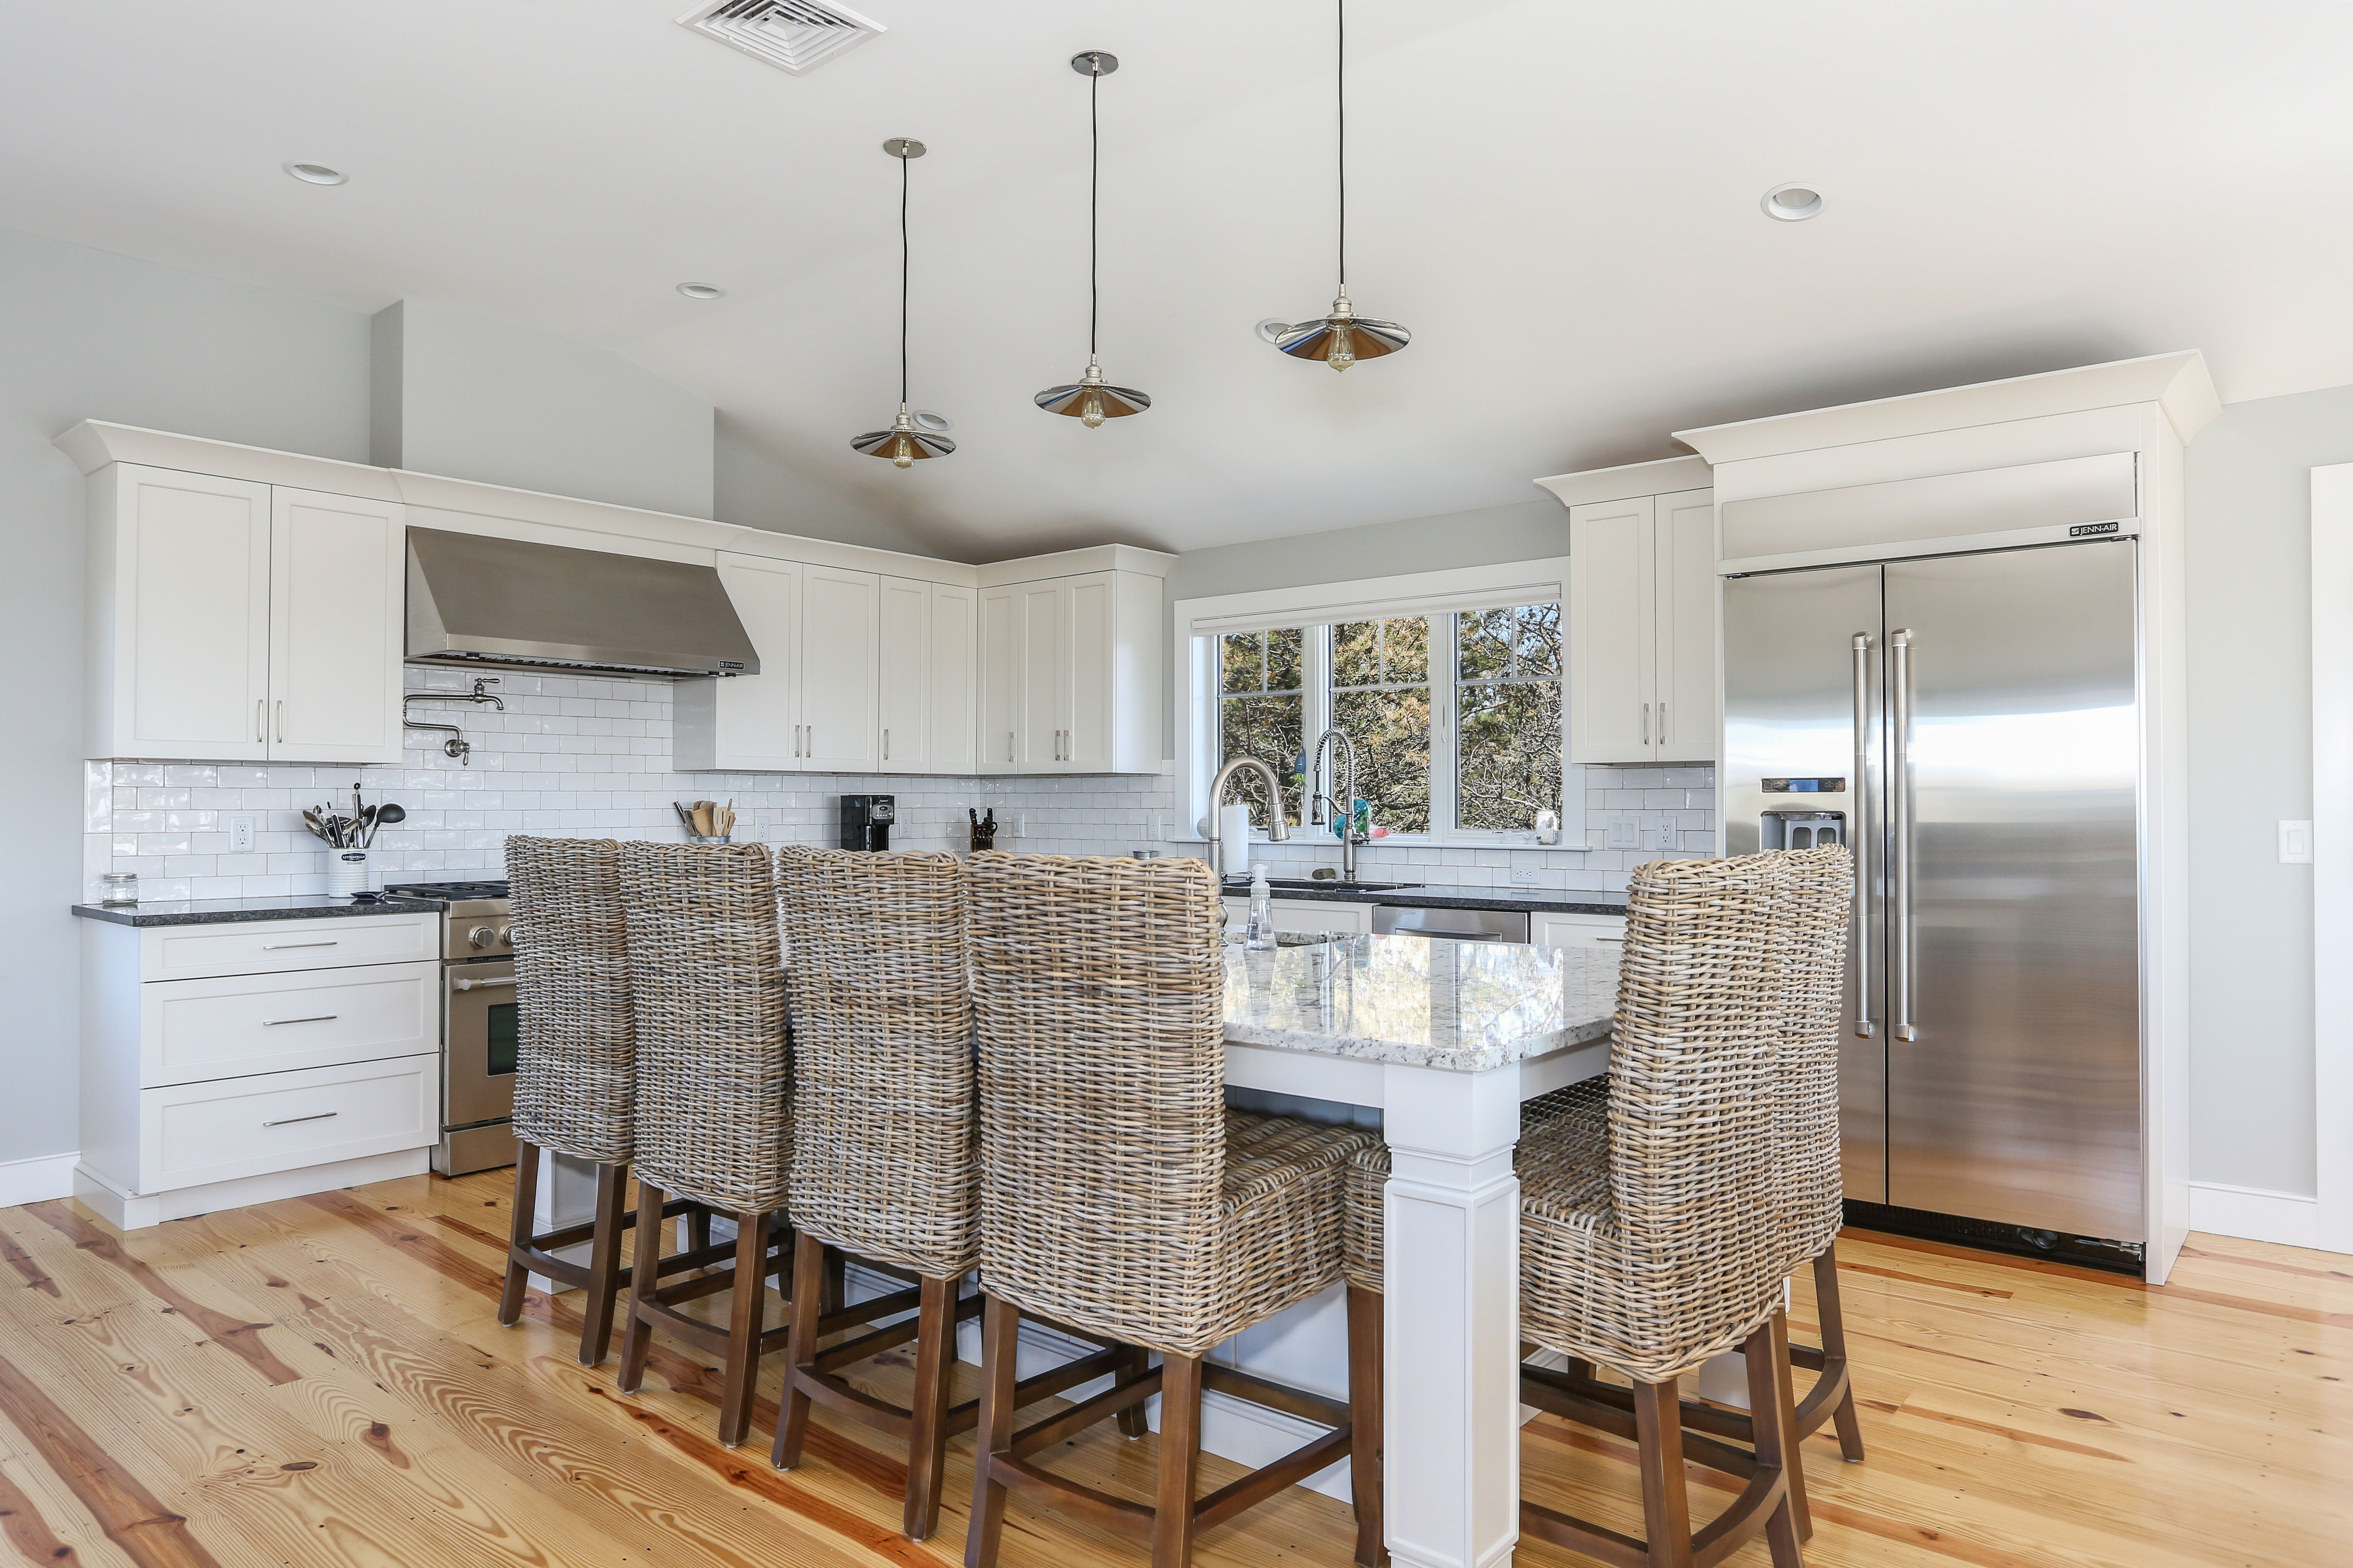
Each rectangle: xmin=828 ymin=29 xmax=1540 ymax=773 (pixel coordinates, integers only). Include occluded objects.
xmin=2069 ymin=521 xmax=2121 ymax=537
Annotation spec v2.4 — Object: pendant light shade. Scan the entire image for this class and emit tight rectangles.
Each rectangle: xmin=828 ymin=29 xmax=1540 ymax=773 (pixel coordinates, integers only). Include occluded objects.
xmin=1268 ymin=0 xmax=1409 ymax=370
xmin=854 ymin=138 xmax=957 ymax=466
xmin=1037 ymin=51 xmax=1150 ymax=426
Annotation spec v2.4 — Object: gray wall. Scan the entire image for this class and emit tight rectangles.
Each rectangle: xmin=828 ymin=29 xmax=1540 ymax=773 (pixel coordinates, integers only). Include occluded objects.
xmin=2182 ymin=384 xmax=2353 ymax=1197
xmin=714 ymin=414 xmax=943 ymax=559
xmin=0 ymin=225 xmax=372 ymax=1167
xmin=373 ymin=300 xmax=716 ymax=519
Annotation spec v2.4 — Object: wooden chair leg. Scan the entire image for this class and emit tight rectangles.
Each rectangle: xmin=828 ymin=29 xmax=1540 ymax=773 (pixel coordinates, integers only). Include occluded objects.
xmin=616 ymin=1178 xmax=664 ymax=1395
xmin=1345 ymin=1284 xmax=1387 ymax=1568
xmin=689 ymin=1207 xmax=712 ymax=1257
xmin=716 ymin=1209 xmax=771 ymax=1447
xmin=1745 ymin=1316 xmax=1805 ymax=1568
xmin=823 ymin=1246 xmax=848 ymax=1314
xmin=498 ymin=1142 xmax=540 ymax=1326
xmin=1814 ymin=1244 xmax=1866 ymax=1463
xmin=903 ymin=1274 xmax=958 ymax=1541
xmin=1114 ymin=1346 xmax=1153 ymax=1439
xmin=1631 ymin=1377 xmax=1697 ymax=1568
xmin=1770 ymin=1306 xmax=1813 ymax=1542
xmin=576 ymin=1161 xmax=630 ymax=1366
xmin=770 ymin=1233 xmax=828 ymax=1471
xmin=963 ymin=1295 xmax=1021 ymax=1568
xmin=1153 ymin=1353 xmax=1204 ymax=1568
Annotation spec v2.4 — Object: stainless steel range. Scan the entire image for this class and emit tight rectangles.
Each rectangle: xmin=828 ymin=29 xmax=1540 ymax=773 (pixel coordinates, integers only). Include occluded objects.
xmin=384 ymin=879 xmax=516 ymax=1175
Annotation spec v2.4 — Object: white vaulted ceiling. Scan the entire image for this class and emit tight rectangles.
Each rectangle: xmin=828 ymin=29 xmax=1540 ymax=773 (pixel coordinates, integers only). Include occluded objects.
xmin=4 ymin=1 xmax=2351 ymax=560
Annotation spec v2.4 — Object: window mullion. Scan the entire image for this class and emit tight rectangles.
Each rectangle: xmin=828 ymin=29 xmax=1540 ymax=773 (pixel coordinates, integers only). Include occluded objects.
xmin=1433 ymin=612 xmax=1458 ymax=837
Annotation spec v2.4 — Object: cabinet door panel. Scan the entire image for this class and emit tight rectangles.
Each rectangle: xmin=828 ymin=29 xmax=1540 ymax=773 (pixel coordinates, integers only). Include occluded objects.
xmin=1567 ymin=498 xmax=1657 ymax=762
xmin=928 ymin=583 xmax=977 ymax=774
xmin=1063 ymin=573 xmax=1115 ymax=772
xmin=115 ymin=467 xmax=273 ymax=759
xmin=978 ymin=588 xmax=1019 ymax=773
xmin=801 ymin=566 xmax=880 ymax=771
xmin=1017 ymin=582 xmax=1066 ymax=771
xmin=270 ymin=488 xmax=405 ymax=763
xmin=685 ymin=558 xmax=800 ymax=771
xmin=878 ymin=577 xmax=931 ymax=773
xmin=1655 ymin=490 xmax=1718 ymax=763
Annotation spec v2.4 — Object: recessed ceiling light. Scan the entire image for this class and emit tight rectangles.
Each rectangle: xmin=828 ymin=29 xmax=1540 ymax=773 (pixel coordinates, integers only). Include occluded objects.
xmin=677 ymin=282 xmax=726 ymax=299
xmin=1762 ymin=183 xmax=1823 ymax=222
xmin=284 ymin=162 xmax=346 ymax=186
xmin=910 ymin=410 xmax=952 ymax=433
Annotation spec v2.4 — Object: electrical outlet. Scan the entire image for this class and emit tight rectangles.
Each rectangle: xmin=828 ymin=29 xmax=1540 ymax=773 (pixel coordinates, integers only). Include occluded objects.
xmin=229 ymin=815 xmax=257 ymax=854
xmin=1607 ymin=817 xmax=1639 ymax=849
xmin=1510 ymin=864 xmax=1540 ymax=885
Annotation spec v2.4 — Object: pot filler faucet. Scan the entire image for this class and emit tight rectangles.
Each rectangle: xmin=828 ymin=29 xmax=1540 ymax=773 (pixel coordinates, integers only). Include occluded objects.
xmin=1308 ymin=727 xmax=1363 ymax=883
xmin=1207 ymin=755 xmax=1291 ymax=880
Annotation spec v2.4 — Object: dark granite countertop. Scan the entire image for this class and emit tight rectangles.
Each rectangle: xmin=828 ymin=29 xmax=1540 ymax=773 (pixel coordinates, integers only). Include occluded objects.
xmin=1219 ymin=880 xmax=1627 ymax=918
xmin=72 ymin=895 xmax=444 ymax=927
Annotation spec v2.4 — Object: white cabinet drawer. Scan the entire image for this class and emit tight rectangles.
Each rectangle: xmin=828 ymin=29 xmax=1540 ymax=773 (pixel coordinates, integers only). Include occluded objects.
xmin=138 ymin=1053 xmax=437 ymax=1193
xmin=1532 ymin=913 xmax=1627 ymax=949
xmin=141 ymin=914 xmax=438 ymax=981
xmin=1223 ymin=897 xmax=1376 ymax=936
xmin=140 ymin=962 xmax=439 ymax=1087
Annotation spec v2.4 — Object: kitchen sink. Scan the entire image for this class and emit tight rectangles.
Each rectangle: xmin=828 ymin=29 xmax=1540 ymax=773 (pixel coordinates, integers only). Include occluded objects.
xmin=1223 ymin=878 xmax=1424 ymax=894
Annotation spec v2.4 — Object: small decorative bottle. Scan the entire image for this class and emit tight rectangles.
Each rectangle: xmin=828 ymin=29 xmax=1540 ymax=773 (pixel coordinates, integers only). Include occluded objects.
xmin=1246 ymin=862 xmax=1275 ymax=951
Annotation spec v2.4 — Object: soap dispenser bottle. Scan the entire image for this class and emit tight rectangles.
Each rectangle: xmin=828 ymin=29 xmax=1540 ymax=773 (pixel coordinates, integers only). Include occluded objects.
xmin=1246 ymin=862 xmax=1274 ymax=951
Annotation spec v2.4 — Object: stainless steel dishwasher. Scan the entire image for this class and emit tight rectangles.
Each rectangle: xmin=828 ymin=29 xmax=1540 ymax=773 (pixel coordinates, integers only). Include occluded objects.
xmin=1371 ymin=905 xmax=1531 ymax=943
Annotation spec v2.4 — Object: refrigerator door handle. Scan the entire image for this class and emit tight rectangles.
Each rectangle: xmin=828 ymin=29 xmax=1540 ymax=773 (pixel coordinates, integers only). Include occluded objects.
xmin=1889 ymin=628 xmax=1918 ymax=1042
xmin=1852 ymin=632 xmax=1876 ymax=1038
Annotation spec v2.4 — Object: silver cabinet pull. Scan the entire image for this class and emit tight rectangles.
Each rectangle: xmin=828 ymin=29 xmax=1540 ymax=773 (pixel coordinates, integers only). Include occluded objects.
xmin=453 ymin=975 xmax=516 ymax=991
xmin=275 ymin=699 xmax=285 ymax=743
xmin=263 ymin=1015 xmax=337 ymax=1027
xmin=1007 ymin=732 xmax=1015 ymax=763
xmin=255 ymin=699 xmax=265 ymax=743
xmin=1852 ymin=632 xmax=1876 ymax=1039
xmin=264 ymin=1111 xmax=338 ymax=1127
xmin=882 ymin=727 xmax=889 ymax=761
xmin=1640 ymin=702 xmax=1650 ymax=746
xmin=1658 ymin=703 xmax=1667 ymax=745
xmin=1889 ymin=628 xmax=1916 ymax=1042
xmin=262 ymin=940 xmax=338 ymax=950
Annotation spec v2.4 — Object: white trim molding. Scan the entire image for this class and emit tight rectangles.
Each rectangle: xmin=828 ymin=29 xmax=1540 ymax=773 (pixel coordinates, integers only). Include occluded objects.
xmin=2306 ymin=463 xmax=2353 ymax=1256
xmin=0 ymin=1151 xmax=78 ymax=1209
xmin=2187 ymin=1182 xmax=2322 ymax=1251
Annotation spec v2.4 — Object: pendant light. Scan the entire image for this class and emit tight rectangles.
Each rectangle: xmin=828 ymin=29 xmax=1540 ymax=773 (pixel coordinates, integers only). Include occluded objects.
xmin=1268 ymin=0 xmax=1409 ymax=370
xmin=853 ymin=138 xmax=956 ymax=468
xmin=1035 ymin=51 xmax=1151 ymax=427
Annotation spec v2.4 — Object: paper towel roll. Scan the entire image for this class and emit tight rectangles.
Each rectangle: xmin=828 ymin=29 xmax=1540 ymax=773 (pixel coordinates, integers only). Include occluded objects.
xmin=1220 ymin=803 xmax=1252 ymax=879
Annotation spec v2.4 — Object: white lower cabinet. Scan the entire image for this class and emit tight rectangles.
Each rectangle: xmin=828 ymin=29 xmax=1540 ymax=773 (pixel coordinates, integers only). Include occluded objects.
xmin=1222 ymin=898 xmax=1377 ymax=936
xmin=80 ymin=912 xmax=442 ymax=1229
xmin=1531 ymin=912 xmax=1627 ymax=949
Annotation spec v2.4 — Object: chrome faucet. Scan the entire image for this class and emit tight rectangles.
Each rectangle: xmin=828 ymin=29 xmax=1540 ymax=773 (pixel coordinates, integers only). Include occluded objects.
xmin=1207 ymin=755 xmax=1291 ymax=880
xmin=1308 ymin=727 xmax=1362 ymax=884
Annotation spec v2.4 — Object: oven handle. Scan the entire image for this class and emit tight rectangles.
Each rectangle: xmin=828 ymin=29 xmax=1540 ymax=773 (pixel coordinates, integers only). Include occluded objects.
xmin=453 ymin=975 xmax=517 ymax=991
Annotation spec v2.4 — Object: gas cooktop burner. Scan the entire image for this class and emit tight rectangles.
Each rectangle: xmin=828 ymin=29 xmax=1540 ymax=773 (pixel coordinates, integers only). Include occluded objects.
xmin=383 ymin=879 xmax=511 ymax=902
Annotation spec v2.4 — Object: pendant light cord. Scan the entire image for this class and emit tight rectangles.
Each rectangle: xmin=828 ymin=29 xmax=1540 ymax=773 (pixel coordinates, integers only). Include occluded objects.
xmin=1336 ymin=0 xmax=1346 ymax=289
xmin=1090 ymin=66 xmax=1100 ymax=358
xmin=899 ymin=151 xmax=910 ymax=406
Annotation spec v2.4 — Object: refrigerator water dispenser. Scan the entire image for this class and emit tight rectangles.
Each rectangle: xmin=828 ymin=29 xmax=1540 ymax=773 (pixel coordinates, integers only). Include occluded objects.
xmin=1761 ymin=809 xmax=1845 ymax=849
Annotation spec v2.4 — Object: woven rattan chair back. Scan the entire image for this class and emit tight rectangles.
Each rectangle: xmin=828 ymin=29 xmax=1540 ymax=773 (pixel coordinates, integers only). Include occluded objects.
xmin=617 ymin=841 xmax=790 ymax=1215
xmin=506 ymin=835 xmax=635 ymax=1164
xmin=1766 ymin=845 xmax=1856 ymax=1272
xmin=965 ymin=852 xmax=1231 ymax=1354
xmin=777 ymin=847 xmax=976 ymax=1280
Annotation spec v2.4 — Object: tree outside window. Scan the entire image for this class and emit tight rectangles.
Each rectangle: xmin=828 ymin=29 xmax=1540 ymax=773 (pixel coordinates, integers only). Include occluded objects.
xmin=1330 ymin=617 xmax=1432 ymax=834
xmin=1454 ymin=604 xmax=1563 ymax=832
xmin=1218 ymin=628 xmax=1305 ymax=823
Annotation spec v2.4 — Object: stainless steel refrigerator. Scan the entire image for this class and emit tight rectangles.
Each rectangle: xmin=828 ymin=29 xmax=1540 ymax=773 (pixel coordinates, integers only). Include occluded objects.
xmin=1722 ymin=539 xmax=2142 ymax=1247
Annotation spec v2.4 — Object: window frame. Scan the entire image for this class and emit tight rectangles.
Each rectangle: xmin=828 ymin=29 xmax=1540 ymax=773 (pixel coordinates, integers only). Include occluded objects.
xmin=1178 ymin=559 xmax=1580 ymax=847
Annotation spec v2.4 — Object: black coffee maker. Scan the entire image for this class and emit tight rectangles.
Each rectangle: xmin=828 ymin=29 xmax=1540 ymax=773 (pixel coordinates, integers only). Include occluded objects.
xmin=839 ymin=794 xmax=894 ymax=851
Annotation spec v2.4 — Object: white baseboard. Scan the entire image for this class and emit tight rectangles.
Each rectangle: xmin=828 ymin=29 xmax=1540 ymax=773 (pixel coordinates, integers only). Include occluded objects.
xmin=0 ymin=1151 xmax=78 ymax=1209
xmin=2188 ymin=1180 xmax=2323 ymax=1250
xmin=74 ymin=1148 xmax=429 ymax=1232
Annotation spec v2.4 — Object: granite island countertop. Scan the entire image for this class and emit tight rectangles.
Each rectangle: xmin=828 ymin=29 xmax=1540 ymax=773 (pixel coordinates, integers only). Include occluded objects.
xmin=1218 ymin=880 xmax=1627 ymax=917
xmin=1222 ymin=931 xmax=1617 ymax=1072
xmin=71 ymin=894 xmax=445 ymax=927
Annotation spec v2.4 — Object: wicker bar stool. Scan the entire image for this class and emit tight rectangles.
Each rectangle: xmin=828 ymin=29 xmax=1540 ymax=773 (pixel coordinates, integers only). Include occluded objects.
xmin=613 ymin=841 xmax=797 ymax=1448
xmin=1344 ymin=848 xmax=1854 ymax=1568
xmin=962 ymin=854 xmax=1376 ymax=1568
xmin=496 ymin=835 xmax=707 ymax=1366
xmin=767 ymin=847 xmax=988 ymax=1540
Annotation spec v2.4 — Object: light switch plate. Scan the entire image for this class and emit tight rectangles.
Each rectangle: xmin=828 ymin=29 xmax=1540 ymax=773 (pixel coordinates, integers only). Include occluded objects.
xmin=1607 ymin=817 xmax=1639 ymax=849
xmin=2281 ymin=819 xmax=2314 ymax=864
xmin=229 ymin=815 xmax=257 ymax=854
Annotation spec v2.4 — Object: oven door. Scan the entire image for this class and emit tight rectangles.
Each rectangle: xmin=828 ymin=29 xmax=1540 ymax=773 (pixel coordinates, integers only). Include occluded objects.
xmin=445 ymin=957 xmax=517 ymax=1129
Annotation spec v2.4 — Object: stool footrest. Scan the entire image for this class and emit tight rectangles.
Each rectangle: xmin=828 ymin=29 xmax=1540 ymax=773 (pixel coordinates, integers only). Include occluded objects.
xmin=1195 ymin=1424 xmax=1352 ymax=1533
xmin=1010 ymin=1362 xmax=1159 ymax=1458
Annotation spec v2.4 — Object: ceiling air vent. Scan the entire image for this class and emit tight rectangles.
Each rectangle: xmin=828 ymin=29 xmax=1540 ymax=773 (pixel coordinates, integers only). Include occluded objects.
xmin=676 ymin=0 xmax=885 ymax=75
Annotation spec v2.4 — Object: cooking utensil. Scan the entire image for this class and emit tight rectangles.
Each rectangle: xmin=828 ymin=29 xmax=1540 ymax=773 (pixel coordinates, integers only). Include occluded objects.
xmin=366 ymin=803 xmax=405 ymax=847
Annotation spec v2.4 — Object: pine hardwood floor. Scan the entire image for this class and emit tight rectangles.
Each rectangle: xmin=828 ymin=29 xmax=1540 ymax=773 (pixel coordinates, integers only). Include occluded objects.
xmin=0 ymin=1171 xmax=2344 ymax=1568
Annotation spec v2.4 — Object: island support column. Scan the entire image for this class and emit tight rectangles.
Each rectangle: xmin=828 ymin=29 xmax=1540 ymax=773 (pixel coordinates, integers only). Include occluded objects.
xmin=1380 ymin=1061 xmax=1522 ymax=1568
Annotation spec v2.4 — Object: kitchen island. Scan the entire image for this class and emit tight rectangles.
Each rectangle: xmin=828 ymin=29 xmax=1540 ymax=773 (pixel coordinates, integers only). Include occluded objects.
xmin=1221 ymin=932 xmax=1616 ymax=1568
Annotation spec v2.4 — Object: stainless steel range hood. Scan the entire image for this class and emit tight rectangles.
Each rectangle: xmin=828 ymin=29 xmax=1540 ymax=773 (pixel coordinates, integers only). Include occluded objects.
xmin=406 ymin=527 xmax=759 ymax=679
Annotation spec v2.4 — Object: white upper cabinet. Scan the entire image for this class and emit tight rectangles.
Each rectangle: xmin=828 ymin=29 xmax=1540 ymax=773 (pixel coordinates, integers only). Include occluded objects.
xmin=674 ymin=555 xmax=801 ymax=772
xmin=979 ymin=568 xmax=1163 ymax=774
xmin=269 ymin=487 xmax=406 ymax=763
xmin=799 ymin=566 xmax=879 ymax=772
xmin=927 ymin=582 xmax=977 ymax=774
xmin=878 ymin=575 xmax=932 ymax=772
xmin=1567 ymin=487 xmax=1716 ymax=763
xmin=87 ymin=465 xmax=403 ymax=763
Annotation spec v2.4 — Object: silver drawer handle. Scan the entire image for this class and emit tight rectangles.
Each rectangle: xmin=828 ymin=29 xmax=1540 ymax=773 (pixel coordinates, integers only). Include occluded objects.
xmin=454 ymin=976 xmax=517 ymax=991
xmin=1592 ymin=936 xmax=1624 ymax=943
xmin=262 ymin=940 xmax=339 ymax=950
xmin=264 ymin=1111 xmax=339 ymax=1127
xmin=263 ymin=1015 xmax=338 ymax=1027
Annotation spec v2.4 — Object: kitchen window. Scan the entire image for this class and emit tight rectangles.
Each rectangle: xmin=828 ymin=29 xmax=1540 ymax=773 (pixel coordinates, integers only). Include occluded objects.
xmin=1188 ymin=559 xmax=1575 ymax=845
